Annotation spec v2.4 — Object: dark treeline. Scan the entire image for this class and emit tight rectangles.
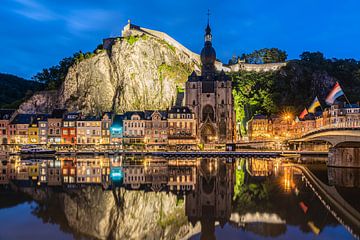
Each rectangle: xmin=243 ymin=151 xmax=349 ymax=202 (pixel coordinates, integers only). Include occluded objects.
xmin=0 ymin=73 xmax=44 ymax=108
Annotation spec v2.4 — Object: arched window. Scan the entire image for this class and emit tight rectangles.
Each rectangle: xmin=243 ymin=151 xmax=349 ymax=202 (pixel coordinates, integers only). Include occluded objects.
xmin=192 ymin=100 xmax=196 ymax=106
xmin=221 ymin=100 xmax=224 ymax=105
xmin=202 ymin=105 xmax=215 ymax=122
xmin=192 ymin=84 xmax=196 ymax=89
xmin=221 ymin=82 xmax=224 ymax=88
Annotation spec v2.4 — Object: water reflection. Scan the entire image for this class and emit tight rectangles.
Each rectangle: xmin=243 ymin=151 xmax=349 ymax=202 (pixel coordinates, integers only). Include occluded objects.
xmin=0 ymin=156 xmax=358 ymax=239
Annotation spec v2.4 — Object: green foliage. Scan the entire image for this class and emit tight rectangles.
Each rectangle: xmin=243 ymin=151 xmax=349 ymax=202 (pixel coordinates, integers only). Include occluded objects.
xmin=0 ymin=73 xmax=44 ymax=108
xmin=240 ymin=48 xmax=287 ymax=64
xmin=231 ymin=71 xmax=277 ymax=133
xmin=126 ymin=35 xmax=140 ymax=45
xmin=158 ymin=62 xmax=192 ymax=84
xmin=176 ymin=86 xmax=185 ymax=93
xmin=32 ymin=50 xmax=99 ymax=90
xmin=158 ymin=39 xmax=175 ymax=53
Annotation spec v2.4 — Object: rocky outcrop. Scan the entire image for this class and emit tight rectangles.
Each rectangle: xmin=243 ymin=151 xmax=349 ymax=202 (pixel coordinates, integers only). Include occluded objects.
xmin=61 ymin=35 xmax=201 ymax=115
xmin=20 ymin=186 xmax=198 ymax=240
xmin=18 ymin=90 xmax=58 ymax=114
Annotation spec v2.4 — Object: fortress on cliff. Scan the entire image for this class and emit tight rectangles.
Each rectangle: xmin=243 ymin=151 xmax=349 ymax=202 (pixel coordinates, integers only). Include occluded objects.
xmin=102 ymin=20 xmax=286 ymax=73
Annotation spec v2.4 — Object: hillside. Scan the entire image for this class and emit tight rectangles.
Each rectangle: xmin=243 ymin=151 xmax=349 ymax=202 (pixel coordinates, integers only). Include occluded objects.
xmin=232 ymin=52 xmax=360 ymax=128
xmin=0 ymin=73 xmax=44 ymax=108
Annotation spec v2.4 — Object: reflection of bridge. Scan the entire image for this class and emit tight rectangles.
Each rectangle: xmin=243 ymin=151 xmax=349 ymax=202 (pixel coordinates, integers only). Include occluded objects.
xmin=230 ymin=212 xmax=285 ymax=226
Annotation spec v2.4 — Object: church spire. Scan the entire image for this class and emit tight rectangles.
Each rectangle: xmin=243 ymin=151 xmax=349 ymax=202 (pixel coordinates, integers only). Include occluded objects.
xmin=200 ymin=10 xmax=216 ymax=75
xmin=205 ymin=9 xmax=212 ymax=43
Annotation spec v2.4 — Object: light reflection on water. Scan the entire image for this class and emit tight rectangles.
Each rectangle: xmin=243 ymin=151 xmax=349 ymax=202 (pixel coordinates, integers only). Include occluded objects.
xmin=0 ymin=155 xmax=358 ymax=240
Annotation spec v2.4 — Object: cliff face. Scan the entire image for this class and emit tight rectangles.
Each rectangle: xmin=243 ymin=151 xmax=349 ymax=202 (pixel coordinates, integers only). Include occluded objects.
xmin=20 ymin=31 xmax=201 ymax=115
xmin=21 ymin=187 xmax=199 ymax=240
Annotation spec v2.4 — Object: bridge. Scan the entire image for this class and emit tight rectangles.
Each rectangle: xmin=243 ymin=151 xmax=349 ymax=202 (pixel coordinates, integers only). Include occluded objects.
xmin=292 ymin=126 xmax=360 ymax=147
xmin=291 ymin=125 xmax=360 ymax=167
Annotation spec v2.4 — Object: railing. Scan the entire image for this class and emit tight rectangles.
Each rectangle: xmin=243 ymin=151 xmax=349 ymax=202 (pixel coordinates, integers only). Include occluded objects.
xmin=300 ymin=123 xmax=360 ymax=138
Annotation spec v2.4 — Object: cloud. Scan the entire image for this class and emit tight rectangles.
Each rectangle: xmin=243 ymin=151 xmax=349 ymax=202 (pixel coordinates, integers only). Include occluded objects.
xmin=65 ymin=9 xmax=118 ymax=33
xmin=12 ymin=0 xmax=57 ymax=21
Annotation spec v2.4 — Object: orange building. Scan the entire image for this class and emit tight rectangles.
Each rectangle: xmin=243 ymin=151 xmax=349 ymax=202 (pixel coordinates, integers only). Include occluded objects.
xmin=61 ymin=113 xmax=80 ymax=145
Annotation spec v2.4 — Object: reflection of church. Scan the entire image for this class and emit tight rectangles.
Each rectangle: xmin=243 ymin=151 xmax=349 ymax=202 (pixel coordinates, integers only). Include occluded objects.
xmin=185 ymin=158 xmax=234 ymax=240
xmin=185 ymin=21 xmax=235 ymax=144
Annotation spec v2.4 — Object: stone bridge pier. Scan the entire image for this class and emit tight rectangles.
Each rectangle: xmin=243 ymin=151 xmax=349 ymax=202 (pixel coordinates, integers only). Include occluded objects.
xmin=328 ymin=142 xmax=360 ymax=168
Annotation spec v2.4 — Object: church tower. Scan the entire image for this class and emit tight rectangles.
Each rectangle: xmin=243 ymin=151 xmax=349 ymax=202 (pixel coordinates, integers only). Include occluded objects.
xmin=185 ymin=18 xmax=235 ymax=144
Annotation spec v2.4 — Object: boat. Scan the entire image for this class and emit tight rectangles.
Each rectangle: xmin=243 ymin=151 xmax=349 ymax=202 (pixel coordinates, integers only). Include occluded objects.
xmin=20 ymin=145 xmax=56 ymax=155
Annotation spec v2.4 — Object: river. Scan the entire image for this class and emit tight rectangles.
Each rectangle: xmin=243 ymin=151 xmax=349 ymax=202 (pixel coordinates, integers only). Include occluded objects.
xmin=0 ymin=155 xmax=358 ymax=239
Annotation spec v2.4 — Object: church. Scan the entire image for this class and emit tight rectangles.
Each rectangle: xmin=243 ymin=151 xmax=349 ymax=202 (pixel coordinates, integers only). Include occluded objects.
xmin=185 ymin=21 xmax=235 ymax=144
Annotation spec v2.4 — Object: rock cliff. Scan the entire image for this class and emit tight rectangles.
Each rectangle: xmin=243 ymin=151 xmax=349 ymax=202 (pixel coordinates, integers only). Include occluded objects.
xmin=20 ymin=186 xmax=199 ymax=240
xmin=20 ymin=25 xmax=202 ymax=115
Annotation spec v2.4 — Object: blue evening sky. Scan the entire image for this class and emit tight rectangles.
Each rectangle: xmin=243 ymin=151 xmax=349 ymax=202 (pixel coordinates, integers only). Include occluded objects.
xmin=1 ymin=0 xmax=360 ymax=79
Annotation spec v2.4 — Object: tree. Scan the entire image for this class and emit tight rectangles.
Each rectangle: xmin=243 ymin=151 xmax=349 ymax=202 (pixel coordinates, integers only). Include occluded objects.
xmin=239 ymin=48 xmax=287 ymax=64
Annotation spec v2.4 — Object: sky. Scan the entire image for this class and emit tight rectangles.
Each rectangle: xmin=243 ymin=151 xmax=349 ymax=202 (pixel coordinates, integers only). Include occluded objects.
xmin=1 ymin=0 xmax=360 ymax=79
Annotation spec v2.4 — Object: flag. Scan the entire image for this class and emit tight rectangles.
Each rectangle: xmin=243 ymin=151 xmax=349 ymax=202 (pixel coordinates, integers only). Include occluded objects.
xmin=325 ymin=82 xmax=344 ymax=105
xmin=299 ymin=108 xmax=308 ymax=119
xmin=308 ymin=97 xmax=321 ymax=113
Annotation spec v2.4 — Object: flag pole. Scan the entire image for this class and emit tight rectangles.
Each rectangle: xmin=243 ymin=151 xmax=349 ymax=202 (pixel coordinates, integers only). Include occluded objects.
xmin=339 ymin=82 xmax=351 ymax=106
xmin=317 ymin=96 xmax=324 ymax=111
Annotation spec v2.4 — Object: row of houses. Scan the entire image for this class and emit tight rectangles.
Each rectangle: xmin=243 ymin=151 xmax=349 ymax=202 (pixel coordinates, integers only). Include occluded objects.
xmin=248 ymin=103 xmax=360 ymax=141
xmin=0 ymin=106 xmax=197 ymax=148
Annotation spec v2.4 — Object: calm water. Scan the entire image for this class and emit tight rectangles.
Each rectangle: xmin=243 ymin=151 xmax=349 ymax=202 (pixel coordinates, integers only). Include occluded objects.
xmin=0 ymin=155 xmax=359 ymax=240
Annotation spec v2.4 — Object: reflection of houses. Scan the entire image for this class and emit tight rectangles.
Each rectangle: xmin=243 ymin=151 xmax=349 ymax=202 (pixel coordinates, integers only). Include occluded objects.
xmin=186 ymin=158 xmax=234 ymax=239
xmin=168 ymin=159 xmax=197 ymax=192
xmin=167 ymin=107 xmax=197 ymax=147
xmin=123 ymin=112 xmax=145 ymax=145
xmin=101 ymin=157 xmax=111 ymax=183
xmin=144 ymin=158 xmax=168 ymax=192
xmin=144 ymin=110 xmax=168 ymax=148
xmin=248 ymin=158 xmax=273 ymax=177
xmin=47 ymin=159 xmax=61 ymax=186
xmin=39 ymin=161 xmax=48 ymax=183
xmin=76 ymin=157 xmax=102 ymax=184
xmin=28 ymin=163 xmax=39 ymax=181
xmin=62 ymin=158 xmax=76 ymax=184
xmin=123 ymin=160 xmax=146 ymax=189
xmin=0 ymin=161 xmax=9 ymax=184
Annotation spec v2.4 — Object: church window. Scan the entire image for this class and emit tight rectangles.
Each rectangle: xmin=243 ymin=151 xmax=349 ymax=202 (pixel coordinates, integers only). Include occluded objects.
xmin=221 ymin=83 xmax=224 ymax=88
xmin=192 ymin=84 xmax=195 ymax=89
xmin=221 ymin=100 xmax=224 ymax=105
xmin=202 ymin=105 xmax=215 ymax=122
xmin=192 ymin=100 xmax=196 ymax=106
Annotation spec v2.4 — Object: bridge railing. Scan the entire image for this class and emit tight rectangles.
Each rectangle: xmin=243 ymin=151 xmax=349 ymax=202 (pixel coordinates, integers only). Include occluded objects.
xmin=300 ymin=122 xmax=360 ymax=138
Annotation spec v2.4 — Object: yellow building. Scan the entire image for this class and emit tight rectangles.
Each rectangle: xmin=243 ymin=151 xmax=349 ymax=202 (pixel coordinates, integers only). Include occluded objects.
xmin=28 ymin=123 xmax=39 ymax=144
